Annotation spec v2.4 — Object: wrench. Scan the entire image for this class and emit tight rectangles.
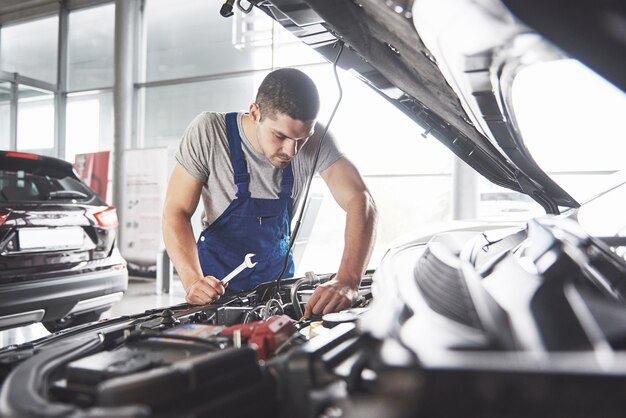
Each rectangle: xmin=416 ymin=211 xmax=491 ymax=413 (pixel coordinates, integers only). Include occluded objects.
xmin=222 ymin=253 xmax=257 ymax=284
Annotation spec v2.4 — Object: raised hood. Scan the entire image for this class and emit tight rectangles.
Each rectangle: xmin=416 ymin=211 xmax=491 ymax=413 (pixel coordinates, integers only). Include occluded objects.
xmin=247 ymin=0 xmax=625 ymax=214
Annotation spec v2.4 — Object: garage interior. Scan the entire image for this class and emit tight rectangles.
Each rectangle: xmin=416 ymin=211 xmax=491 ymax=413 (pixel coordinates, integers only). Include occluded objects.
xmin=0 ymin=0 xmax=625 ymax=417
xmin=0 ymin=0 xmax=494 ymax=345
xmin=0 ymin=0 xmax=614 ymax=356
xmin=0 ymin=0 xmax=623 ymax=343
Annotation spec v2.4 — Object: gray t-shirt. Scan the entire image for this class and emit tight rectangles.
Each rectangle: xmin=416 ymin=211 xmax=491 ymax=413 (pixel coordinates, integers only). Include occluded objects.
xmin=175 ymin=112 xmax=343 ymax=229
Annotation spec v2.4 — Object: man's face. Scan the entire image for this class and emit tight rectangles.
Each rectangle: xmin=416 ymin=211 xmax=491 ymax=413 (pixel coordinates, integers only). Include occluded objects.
xmin=252 ymin=105 xmax=315 ymax=168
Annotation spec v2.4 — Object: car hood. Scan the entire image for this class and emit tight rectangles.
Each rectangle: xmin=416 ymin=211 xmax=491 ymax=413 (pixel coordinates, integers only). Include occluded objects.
xmin=250 ymin=0 xmax=626 ymax=214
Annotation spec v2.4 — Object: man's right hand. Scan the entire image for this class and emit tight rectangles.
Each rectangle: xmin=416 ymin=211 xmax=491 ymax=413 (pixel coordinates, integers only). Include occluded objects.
xmin=185 ymin=275 xmax=226 ymax=305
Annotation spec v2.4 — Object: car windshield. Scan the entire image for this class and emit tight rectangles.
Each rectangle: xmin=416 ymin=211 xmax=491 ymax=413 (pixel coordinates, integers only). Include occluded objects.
xmin=0 ymin=161 xmax=94 ymax=203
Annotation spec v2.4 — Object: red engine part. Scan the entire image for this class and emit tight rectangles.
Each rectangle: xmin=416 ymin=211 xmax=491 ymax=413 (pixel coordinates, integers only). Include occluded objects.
xmin=220 ymin=315 xmax=296 ymax=361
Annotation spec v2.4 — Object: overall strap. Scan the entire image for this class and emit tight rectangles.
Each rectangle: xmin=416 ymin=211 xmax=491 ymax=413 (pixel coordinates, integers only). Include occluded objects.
xmin=225 ymin=112 xmax=250 ymax=198
xmin=279 ymin=163 xmax=294 ymax=198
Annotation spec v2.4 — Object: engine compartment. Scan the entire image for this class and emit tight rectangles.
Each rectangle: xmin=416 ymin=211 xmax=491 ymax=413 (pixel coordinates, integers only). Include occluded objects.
xmin=2 ymin=217 xmax=626 ymax=418
xmin=0 ymin=273 xmax=373 ymax=417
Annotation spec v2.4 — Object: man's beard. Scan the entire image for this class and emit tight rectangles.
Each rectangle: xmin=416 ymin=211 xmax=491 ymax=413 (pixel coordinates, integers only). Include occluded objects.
xmin=270 ymin=152 xmax=291 ymax=167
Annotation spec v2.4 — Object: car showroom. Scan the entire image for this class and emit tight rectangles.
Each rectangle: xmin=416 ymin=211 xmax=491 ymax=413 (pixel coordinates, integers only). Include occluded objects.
xmin=0 ymin=0 xmax=625 ymax=417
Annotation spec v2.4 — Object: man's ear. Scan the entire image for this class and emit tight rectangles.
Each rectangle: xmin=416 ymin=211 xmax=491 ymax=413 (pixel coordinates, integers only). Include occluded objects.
xmin=249 ymin=103 xmax=260 ymax=122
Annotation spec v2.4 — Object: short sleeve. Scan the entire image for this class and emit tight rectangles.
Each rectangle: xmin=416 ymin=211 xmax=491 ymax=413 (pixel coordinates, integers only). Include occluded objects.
xmin=174 ymin=113 xmax=212 ymax=182
xmin=310 ymin=126 xmax=343 ymax=174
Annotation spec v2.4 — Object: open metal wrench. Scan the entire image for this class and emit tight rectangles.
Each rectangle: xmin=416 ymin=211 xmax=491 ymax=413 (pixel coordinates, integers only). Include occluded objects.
xmin=222 ymin=253 xmax=257 ymax=284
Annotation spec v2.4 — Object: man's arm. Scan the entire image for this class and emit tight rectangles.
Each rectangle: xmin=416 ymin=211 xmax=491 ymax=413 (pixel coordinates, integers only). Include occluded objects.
xmin=162 ymin=163 xmax=225 ymax=304
xmin=303 ymin=157 xmax=377 ymax=317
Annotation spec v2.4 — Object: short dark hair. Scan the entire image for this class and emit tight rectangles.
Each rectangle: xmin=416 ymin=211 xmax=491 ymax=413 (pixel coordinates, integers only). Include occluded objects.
xmin=255 ymin=68 xmax=320 ymax=122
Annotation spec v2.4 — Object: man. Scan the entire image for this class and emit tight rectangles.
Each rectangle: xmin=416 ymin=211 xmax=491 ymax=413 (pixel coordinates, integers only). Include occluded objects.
xmin=162 ymin=68 xmax=376 ymax=318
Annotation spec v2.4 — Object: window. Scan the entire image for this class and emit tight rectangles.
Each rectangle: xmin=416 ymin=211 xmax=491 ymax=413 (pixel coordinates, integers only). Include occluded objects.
xmin=143 ymin=0 xmax=272 ymax=82
xmin=233 ymin=9 xmax=325 ymax=68
xmin=137 ymin=4 xmax=455 ymax=273
xmin=577 ymin=174 xmax=626 ymax=238
xmin=293 ymin=66 xmax=453 ymax=273
xmin=65 ymin=91 xmax=114 ymax=163
xmin=0 ymin=82 xmax=11 ymax=149
xmin=477 ymin=179 xmax=544 ymax=221
xmin=512 ymin=59 xmax=626 ymax=201
xmin=141 ymin=73 xmax=264 ymax=148
xmin=17 ymin=85 xmax=54 ymax=154
xmin=0 ymin=16 xmax=59 ymax=84
xmin=67 ymin=4 xmax=115 ymax=91
xmin=140 ymin=63 xmax=454 ymax=272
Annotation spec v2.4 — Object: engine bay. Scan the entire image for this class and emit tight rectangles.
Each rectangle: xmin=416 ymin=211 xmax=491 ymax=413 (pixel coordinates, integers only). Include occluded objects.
xmin=0 ymin=273 xmax=374 ymax=417
xmin=2 ymin=216 xmax=626 ymax=417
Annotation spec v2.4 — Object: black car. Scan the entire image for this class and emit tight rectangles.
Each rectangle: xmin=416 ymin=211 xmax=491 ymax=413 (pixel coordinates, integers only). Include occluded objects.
xmin=0 ymin=1 xmax=625 ymax=417
xmin=0 ymin=151 xmax=128 ymax=332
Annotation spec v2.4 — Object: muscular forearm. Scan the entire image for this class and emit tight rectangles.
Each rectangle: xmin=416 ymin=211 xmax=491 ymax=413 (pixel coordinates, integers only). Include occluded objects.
xmin=162 ymin=164 xmax=224 ymax=305
xmin=336 ymin=190 xmax=377 ymax=287
xmin=162 ymin=211 xmax=204 ymax=291
xmin=303 ymin=190 xmax=376 ymax=317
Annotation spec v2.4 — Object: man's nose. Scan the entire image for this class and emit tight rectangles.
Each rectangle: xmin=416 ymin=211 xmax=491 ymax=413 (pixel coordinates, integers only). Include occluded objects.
xmin=283 ymin=139 xmax=297 ymax=157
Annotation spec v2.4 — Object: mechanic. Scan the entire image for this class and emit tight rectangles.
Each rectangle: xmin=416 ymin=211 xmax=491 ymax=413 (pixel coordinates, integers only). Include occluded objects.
xmin=162 ymin=68 xmax=376 ymax=318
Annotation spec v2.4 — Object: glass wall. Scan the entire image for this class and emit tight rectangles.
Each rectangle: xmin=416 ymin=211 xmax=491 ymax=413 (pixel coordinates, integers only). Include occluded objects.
xmin=139 ymin=1 xmax=455 ymax=271
xmin=0 ymin=4 xmax=115 ymax=160
xmin=232 ymin=9 xmax=325 ymax=68
xmin=0 ymin=82 xmax=11 ymax=149
xmin=16 ymin=85 xmax=55 ymax=154
xmin=512 ymin=59 xmax=626 ymax=202
xmin=64 ymin=4 xmax=116 ymax=165
xmin=144 ymin=0 xmax=273 ymax=82
xmin=1 ymin=0 xmax=456 ymax=273
xmin=477 ymin=179 xmax=544 ymax=222
xmin=141 ymin=74 xmax=263 ymax=148
xmin=65 ymin=91 xmax=114 ymax=163
xmin=67 ymin=4 xmax=115 ymax=91
xmin=0 ymin=16 xmax=59 ymax=84
xmin=290 ymin=66 xmax=453 ymax=273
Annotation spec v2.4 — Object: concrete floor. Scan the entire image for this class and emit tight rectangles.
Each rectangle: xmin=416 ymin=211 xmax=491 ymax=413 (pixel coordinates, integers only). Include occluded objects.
xmin=0 ymin=276 xmax=186 ymax=348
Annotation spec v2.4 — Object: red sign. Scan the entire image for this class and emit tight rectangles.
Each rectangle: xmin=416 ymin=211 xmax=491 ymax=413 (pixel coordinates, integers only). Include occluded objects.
xmin=74 ymin=151 xmax=110 ymax=201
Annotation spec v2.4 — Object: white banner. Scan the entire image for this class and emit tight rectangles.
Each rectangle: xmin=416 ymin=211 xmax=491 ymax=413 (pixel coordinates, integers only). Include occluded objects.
xmin=121 ymin=147 xmax=169 ymax=274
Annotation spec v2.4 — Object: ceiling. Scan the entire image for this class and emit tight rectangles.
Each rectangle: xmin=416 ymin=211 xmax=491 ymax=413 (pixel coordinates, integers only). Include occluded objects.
xmin=0 ymin=0 xmax=58 ymax=14
xmin=0 ymin=0 xmax=59 ymax=24
xmin=0 ymin=0 xmax=111 ymax=25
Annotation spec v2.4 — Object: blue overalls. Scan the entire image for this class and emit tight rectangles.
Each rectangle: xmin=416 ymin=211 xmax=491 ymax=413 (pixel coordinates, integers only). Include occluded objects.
xmin=196 ymin=112 xmax=294 ymax=292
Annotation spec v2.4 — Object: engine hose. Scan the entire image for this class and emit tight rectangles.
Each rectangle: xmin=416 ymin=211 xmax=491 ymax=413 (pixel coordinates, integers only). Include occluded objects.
xmin=291 ymin=271 xmax=321 ymax=318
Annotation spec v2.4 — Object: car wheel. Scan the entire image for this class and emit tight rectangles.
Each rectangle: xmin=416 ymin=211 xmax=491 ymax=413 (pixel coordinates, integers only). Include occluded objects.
xmin=43 ymin=311 xmax=102 ymax=333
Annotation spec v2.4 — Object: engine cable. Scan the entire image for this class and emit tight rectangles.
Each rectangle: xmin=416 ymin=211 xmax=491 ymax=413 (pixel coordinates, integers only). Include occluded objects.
xmin=271 ymin=41 xmax=345 ymax=298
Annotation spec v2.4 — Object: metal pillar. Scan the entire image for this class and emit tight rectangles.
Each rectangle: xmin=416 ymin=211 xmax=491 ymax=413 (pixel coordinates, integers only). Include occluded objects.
xmin=113 ymin=0 xmax=138 ymax=245
xmin=10 ymin=80 xmax=17 ymax=150
xmin=54 ymin=1 xmax=69 ymax=160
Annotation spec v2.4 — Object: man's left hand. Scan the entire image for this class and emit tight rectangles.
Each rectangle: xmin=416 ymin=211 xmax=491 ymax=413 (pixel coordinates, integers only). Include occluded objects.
xmin=303 ymin=278 xmax=359 ymax=318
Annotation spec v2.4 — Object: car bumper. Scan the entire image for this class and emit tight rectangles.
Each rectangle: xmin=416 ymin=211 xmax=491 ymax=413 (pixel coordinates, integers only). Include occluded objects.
xmin=0 ymin=264 xmax=128 ymax=330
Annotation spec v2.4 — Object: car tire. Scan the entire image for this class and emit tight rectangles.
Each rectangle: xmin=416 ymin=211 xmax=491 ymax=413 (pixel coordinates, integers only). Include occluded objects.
xmin=43 ymin=311 xmax=102 ymax=333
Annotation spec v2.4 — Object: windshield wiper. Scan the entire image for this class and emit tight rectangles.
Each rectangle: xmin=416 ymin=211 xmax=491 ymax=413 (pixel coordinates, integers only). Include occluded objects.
xmin=44 ymin=190 xmax=89 ymax=200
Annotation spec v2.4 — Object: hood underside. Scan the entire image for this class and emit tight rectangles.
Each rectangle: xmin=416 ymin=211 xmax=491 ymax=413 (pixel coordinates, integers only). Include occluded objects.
xmin=251 ymin=0 xmax=625 ymax=213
